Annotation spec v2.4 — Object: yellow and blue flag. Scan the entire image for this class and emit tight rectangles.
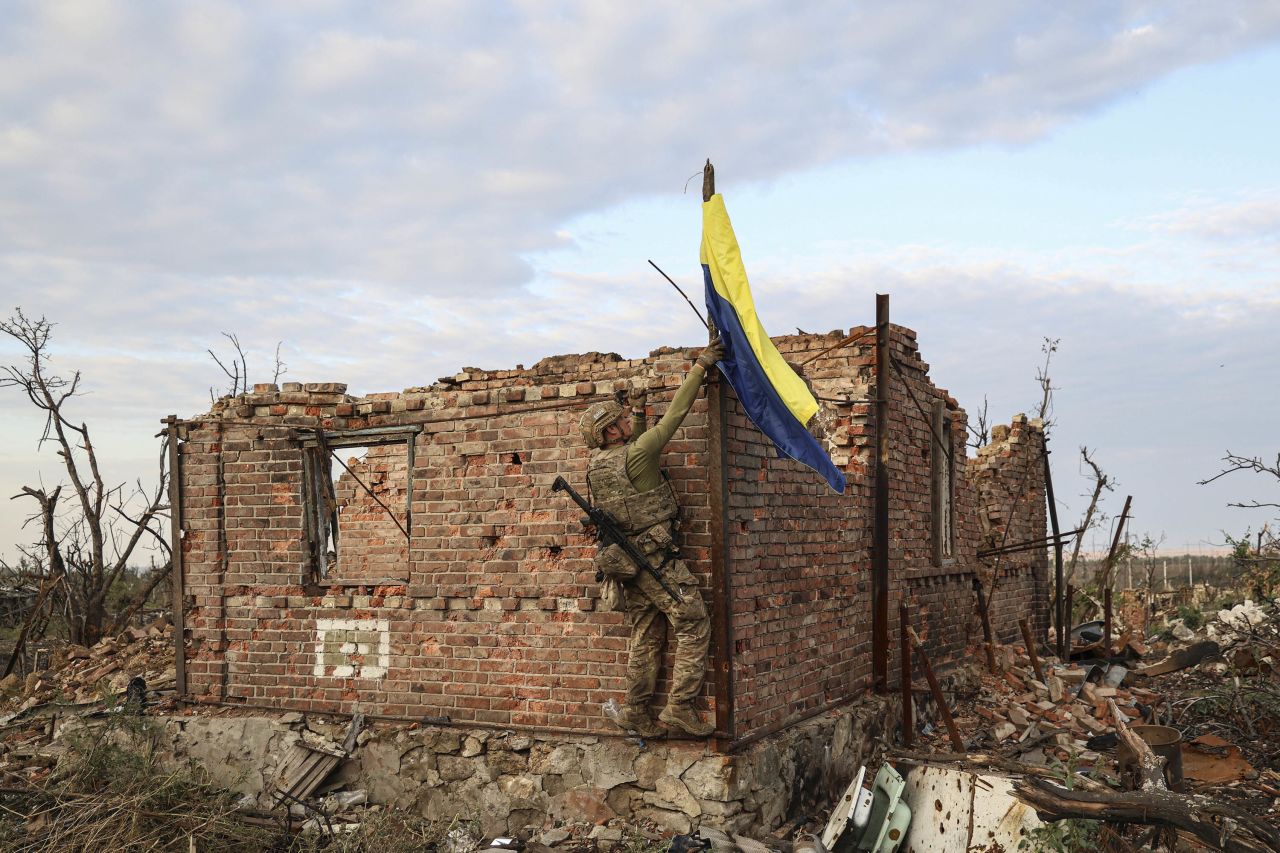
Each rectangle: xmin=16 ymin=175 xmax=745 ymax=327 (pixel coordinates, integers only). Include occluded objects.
xmin=700 ymin=194 xmax=845 ymax=493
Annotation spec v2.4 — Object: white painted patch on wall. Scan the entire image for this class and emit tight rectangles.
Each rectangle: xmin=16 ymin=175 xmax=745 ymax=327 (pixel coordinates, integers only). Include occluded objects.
xmin=313 ymin=618 xmax=390 ymax=679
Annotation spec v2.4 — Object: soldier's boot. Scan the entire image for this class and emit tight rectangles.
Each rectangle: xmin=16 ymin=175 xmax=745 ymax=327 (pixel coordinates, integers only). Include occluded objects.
xmin=659 ymin=703 xmax=714 ymax=737
xmin=615 ymin=705 xmax=667 ymax=738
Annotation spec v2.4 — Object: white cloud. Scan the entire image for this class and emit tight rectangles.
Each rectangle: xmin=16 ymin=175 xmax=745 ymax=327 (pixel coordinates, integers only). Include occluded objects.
xmin=1 ymin=2 xmax=1278 ymax=291
xmin=1137 ymin=192 xmax=1280 ymax=246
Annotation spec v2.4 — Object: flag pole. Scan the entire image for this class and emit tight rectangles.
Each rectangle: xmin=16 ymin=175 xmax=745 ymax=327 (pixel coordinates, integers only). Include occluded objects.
xmin=701 ymin=160 xmax=720 ymax=340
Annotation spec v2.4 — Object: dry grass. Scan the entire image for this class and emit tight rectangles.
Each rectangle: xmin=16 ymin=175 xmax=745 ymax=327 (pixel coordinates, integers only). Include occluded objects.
xmin=0 ymin=709 xmax=274 ymax=852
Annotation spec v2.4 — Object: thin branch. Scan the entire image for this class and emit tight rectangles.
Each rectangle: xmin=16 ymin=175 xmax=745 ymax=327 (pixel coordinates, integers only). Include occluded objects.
xmin=965 ymin=395 xmax=990 ymax=450
xmin=272 ymin=341 xmax=286 ymax=385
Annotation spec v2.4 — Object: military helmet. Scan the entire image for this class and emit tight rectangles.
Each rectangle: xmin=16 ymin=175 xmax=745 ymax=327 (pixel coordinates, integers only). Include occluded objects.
xmin=580 ymin=400 xmax=624 ymax=448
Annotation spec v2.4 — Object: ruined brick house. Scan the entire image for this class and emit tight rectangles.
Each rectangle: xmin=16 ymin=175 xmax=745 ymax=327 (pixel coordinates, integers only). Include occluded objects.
xmin=166 ymin=314 xmax=1047 ymax=833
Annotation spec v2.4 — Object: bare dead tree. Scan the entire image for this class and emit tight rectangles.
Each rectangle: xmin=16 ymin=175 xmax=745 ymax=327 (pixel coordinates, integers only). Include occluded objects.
xmin=965 ymin=394 xmax=990 ymax=450
xmin=1199 ymin=451 xmax=1280 ymax=510
xmin=1200 ymin=451 xmax=1280 ymax=597
xmin=1131 ymin=531 xmax=1166 ymax=592
xmin=0 ymin=309 xmax=170 ymax=647
xmin=208 ymin=332 xmax=287 ymax=403
xmin=207 ymin=331 xmax=248 ymax=400
xmin=272 ymin=342 xmax=287 ymax=385
xmin=1064 ymin=446 xmax=1113 ymax=585
xmin=1034 ymin=337 xmax=1059 ymax=429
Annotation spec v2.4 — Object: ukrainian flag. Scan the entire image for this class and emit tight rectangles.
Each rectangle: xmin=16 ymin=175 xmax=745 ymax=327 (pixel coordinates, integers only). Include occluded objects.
xmin=700 ymin=194 xmax=846 ymax=493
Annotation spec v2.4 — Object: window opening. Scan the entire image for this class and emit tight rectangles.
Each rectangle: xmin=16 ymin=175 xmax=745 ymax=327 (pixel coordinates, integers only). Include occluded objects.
xmin=301 ymin=428 xmax=417 ymax=582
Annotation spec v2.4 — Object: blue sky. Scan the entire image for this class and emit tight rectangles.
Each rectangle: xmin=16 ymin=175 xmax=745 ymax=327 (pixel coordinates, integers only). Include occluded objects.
xmin=1 ymin=2 xmax=1279 ymax=563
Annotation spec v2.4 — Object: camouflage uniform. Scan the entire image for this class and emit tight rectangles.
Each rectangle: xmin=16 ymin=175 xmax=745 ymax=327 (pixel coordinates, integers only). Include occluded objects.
xmin=581 ymin=354 xmax=718 ymax=737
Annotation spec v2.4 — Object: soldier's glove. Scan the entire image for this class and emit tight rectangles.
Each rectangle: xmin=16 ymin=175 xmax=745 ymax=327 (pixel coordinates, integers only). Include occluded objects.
xmin=696 ymin=327 xmax=725 ymax=370
xmin=626 ymin=379 xmax=648 ymax=408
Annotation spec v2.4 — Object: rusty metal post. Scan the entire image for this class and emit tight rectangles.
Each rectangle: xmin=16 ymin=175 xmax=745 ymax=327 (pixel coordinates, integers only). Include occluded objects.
xmin=908 ymin=627 xmax=963 ymax=752
xmin=1101 ymin=495 xmax=1133 ymax=590
xmin=1104 ymin=587 xmax=1113 ymax=657
xmin=707 ymin=371 xmax=735 ymax=744
xmin=165 ymin=416 xmax=187 ymax=698
xmin=700 ymin=158 xmax=735 ymax=744
xmin=1043 ymin=441 xmax=1066 ymax=659
xmin=1019 ymin=618 xmax=1044 ymax=682
xmin=872 ymin=294 xmax=890 ymax=692
xmin=900 ymin=603 xmax=913 ymax=747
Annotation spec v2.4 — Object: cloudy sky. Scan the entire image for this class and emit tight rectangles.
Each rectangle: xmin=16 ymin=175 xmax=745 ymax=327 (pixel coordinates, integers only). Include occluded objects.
xmin=2 ymin=1 xmax=1279 ymax=563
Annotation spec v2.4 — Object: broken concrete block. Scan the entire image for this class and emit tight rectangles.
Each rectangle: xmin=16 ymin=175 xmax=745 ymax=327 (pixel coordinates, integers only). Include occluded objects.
xmin=588 ymin=826 xmax=623 ymax=842
xmin=505 ymin=734 xmax=533 ymax=752
xmin=681 ymin=755 xmax=735 ymax=802
xmin=551 ymin=786 xmax=616 ymax=825
xmin=1056 ymin=667 xmax=1087 ymax=684
xmin=992 ymin=722 xmax=1016 ymax=741
xmin=537 ymin=829 xmax=570 ymax=847
xmin=639 ymin=806 xmax=692 ymax=834
xmin=655 ymin=776 xmax=701 ymax=817
xmin=1047 ymin=676 xmax=1064 ymax=703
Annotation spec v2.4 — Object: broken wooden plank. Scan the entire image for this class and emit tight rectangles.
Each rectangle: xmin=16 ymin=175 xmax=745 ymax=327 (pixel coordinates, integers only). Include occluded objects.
xmin=1134 ymin=640 xmax=1222 ymax=677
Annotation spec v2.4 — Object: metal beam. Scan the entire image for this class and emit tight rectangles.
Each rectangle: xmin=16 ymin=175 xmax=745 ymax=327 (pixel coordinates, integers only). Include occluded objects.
xmin=707 ymin=372 xmax=735 ymax=745
xmin=164 ymin=416 xmax=187 ymax=699
xmin=1042 ymin=441 xmax=1067 ymax=658
xmin=872 ymin=294 xmax=890 ymax=692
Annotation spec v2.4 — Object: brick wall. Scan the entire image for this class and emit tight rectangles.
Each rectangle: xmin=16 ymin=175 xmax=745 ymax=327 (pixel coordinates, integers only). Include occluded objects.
xmin=970 ymin=415 xmax=1050 ymax=643
xmin=884 ymin=328 xmax=984 ymax=672
xmin=722 ymin=331 xmax=874 ymax=738
xmin=180 ymin=357 xmax=718 ymax=730
xmin=175 ymin=324 xmax=1046 ymax=743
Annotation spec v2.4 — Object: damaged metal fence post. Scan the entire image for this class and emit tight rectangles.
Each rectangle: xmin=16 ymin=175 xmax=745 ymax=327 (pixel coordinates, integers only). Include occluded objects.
xmin=1065 ymin=583 xmax=1074 ymax=638
xmin=872 ymin=293 xmax=890 ymax=693
xmin=907 ymin=626 xmax=964 ymax=753
xmin=1042 ymin=440 xmax=1066 ymax=659
xmin=1100 ymin=494 xmax=1132 ymax=591
xmin=164 ymin=415 xmax=187 ymax=699
xmin=1104 ymin=587 xmax=1113 ymax=657
xmin=900 ymin=602 xmax=912 ymax=748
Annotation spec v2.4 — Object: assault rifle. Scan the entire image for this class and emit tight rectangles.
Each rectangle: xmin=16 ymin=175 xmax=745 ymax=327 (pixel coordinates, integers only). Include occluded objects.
xmin=551 ymin=476 xmax=682 ymax=603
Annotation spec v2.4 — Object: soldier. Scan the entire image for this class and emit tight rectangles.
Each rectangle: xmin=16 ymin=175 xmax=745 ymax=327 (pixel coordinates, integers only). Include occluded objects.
xmin=578 ymin=330 xmax=725 ymax=737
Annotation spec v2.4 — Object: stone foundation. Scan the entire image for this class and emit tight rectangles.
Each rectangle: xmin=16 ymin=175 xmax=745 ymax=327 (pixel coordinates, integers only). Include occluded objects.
xmin=163 ymin=693 xmax=896 ymax=835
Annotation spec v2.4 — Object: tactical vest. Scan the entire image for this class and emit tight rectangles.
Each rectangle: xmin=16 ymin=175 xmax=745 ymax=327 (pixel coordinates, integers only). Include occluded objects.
xmin=587 ymin=445 xmax=680 ymax=560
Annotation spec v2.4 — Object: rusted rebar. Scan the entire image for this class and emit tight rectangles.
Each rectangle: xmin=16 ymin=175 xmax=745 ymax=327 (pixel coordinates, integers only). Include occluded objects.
xmin=908 ymin=627 xmax=964 ymax=752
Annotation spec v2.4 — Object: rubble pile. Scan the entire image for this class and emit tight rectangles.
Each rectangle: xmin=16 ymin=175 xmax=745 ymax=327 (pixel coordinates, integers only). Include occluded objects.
xmin=903 ymin=596 xmax=1280 ymax=849
xmin=0 ymin=615 xmax=176 ymax=714
xmin=0 ymin=615 xmax=177 ymax=786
